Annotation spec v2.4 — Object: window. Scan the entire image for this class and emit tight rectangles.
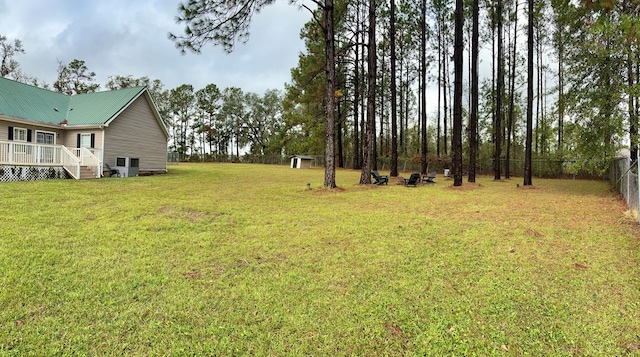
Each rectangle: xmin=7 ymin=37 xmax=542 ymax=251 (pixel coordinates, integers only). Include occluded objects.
xmin=80 ymin=133 xmax=92 ymax=148
xmin=12 ymin=127 xmax=28 ymax=154
xmin=13 ymin=128 xmax=27 ymax=142
xmin=36 ymin=131 xmax=56 ymax=163
xmin=36 ymin=131 xmax=55 ymax=145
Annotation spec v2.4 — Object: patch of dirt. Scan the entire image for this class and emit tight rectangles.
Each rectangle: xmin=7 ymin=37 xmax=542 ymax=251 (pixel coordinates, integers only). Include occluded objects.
xmin=517 ymin=184 xmax=544 ymax=190
xmin=309 ymin=186 xmax=347 ymax=195
xmin=393 ymin=177 xmax=408 ymax=185
xmin=183 ymin=271 xmax=201 ymax=278
xmin=574 ymin=263 xmax=589 ymax=270
xmin=355 ymin=184 xmax=380 ymax=189
xmin=525 ymin=228 xmax=543 ymax=237
xmin=621 ymin=341 xmax=640 ymax=353
xmin=448 ymin=183 xmax=483 ymax=191
xmin=385 ymin=321 xmax=407 ymax=340
xmin=159 ymin=206 xmax=212 ymax=222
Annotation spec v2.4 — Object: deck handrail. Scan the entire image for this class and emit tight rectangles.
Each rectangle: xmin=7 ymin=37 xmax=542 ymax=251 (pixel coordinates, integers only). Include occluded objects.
xmin=79 ymin=147 xmax=102 ymax=178
xmin=0 ymin=140 xmax=63 ymax=166
xmin=60 ymin=146 xmax=81 ymax=179
xmin=0 ymin=141 xmax=103 ymax=180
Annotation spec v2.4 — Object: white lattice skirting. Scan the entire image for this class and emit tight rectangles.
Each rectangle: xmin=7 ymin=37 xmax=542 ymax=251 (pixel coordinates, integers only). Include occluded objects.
xmin=0 ymin=166 xmax=69 ymax=182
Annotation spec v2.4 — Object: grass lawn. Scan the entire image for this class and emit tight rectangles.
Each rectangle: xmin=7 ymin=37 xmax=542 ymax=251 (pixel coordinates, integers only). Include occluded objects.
xmin=1 ymin=163 xmax=639 ymax=356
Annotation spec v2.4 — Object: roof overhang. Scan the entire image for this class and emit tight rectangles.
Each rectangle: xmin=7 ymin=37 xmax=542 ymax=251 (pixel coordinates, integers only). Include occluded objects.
xmin=289 ymin=155 xmax=315 ymax=160
xmin=0 ymin=114 xmax=63 ymax=130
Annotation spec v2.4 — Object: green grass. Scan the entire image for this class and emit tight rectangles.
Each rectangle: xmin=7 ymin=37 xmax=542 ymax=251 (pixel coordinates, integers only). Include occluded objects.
xmin=1 ymin=163 xmax=639 ymax=356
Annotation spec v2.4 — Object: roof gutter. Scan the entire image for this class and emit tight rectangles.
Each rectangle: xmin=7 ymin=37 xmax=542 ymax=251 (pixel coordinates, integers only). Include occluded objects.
xmin=0 ymin=115 xmax=62 ymax=130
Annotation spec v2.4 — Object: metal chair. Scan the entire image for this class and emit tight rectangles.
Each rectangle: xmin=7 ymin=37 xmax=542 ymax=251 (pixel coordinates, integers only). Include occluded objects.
xmin=104 ymin=163 xmax=120 ymax=177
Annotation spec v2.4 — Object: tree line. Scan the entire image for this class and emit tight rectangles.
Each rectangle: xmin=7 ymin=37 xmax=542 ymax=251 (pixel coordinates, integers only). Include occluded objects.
xmin=171 ymin=0 xmax=640 ymax=187
xmin=4 ymin=0 xmax=640 ymax=188
xmin=0 ymin=42 xmax=292 ymax=160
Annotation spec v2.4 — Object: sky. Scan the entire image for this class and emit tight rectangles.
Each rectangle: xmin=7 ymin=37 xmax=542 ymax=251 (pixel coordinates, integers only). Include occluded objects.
xmin=0 ymin=0 xmax=312 ymax=94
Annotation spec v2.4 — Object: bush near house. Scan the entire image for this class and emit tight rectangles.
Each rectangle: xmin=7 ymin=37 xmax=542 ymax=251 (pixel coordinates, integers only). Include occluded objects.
xmin=1 ymin=163 xmax=639 ymax=355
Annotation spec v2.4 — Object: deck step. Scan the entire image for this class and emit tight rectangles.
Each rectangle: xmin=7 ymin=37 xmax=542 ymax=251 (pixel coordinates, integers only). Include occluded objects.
xmin=78 ymin=166 xmax=97 ymax=179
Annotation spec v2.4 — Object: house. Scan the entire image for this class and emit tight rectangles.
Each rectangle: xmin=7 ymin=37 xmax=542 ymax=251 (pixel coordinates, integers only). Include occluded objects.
xmin=0 ymin=77 xmax=169 ymax=181
xmin=290 ymin=155 xmax=314 ymax=169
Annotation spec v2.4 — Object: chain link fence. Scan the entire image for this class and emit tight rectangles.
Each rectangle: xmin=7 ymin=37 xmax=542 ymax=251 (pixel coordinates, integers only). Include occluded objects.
xmin=180 ymin=153 xmax=595 ymax=178
xmin=610 ymin=157 xmax=639 ymax=223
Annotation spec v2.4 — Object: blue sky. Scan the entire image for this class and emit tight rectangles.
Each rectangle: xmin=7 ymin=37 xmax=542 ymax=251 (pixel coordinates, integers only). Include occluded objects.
xmin=0 ymin=0 xmax=311 ymax=94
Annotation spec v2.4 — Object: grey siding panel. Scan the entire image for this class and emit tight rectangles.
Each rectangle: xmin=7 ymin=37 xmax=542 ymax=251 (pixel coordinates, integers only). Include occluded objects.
xmin=103 ymin=95 xmax=167 ymax=171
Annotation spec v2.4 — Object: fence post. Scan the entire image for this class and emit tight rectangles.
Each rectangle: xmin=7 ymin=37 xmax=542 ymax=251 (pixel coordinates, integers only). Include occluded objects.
xmin=627 ymin=163 xmax=630 ymax=207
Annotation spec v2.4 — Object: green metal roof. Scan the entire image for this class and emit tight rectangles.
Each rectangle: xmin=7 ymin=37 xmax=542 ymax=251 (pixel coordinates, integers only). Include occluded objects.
xmin=0 ymin=77 xmax=69 ymax=125
xmin=0 ymin=77 xmax=146 ymax=126
xmin=67 ymin=86 xmax=145 ymax=125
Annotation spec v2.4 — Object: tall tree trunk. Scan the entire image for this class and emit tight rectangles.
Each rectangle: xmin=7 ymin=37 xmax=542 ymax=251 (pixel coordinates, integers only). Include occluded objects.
xmin=491 ymin=14 xmax=496 ymax=174
xmin=453 ymin=0 xmax=463 ymax=186
xmin=557 ymin=34 xmax=564 ymax=155
xmin=437 ymin=24 xmax=442 ymax=157
xmin=323 ymin=0 xmax=337 ymax=188
xmin=469 ymin=0 xmax=479 ymax=183
xmin=405 ymin=69 xmax=410 ymax=155
xmin=390 ymin=0 xmax=398 ymax=177
xmin=360 ymin=0 xmax=376 ymax=184
xmin=495 ymin=0 xmax=504 ymax=180
xmin=375 ymin=48 xmax=381 ymax=170
xmin=506 ymin=0 xmax=518 ymax=179
xmin=353 ymin=5 xmax=361 ymax=170
xmin=629 ymin=50 xmax=637 ymax=165
xmin=524 ymin=0 xmax=534 ymax=186
xmin=379 ymin=51 xmax=385 ymax=162
xmin=337 ymin=97 xmax=344 ymax=168
xmin=443 ymin=35 xmax=449 ymax=155
xmin=635 ymin=57 xmax=640 ymax=164
xmin=536 ymin=24 xmax=543 ymax=155
xmin=420 ymin=0 xmax=428 ymax=175
xmin=399 ymin=57 xmax=404 ymax=156
xmin=209 ymin=116 xmax=213 ymax=155
xmin=360 ymin=31 xmax=366 ymax=166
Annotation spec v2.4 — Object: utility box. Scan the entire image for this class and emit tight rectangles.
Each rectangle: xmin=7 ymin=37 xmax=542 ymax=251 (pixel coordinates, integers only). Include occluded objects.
xmin=115 ymin=157 xmax=140 ymax=177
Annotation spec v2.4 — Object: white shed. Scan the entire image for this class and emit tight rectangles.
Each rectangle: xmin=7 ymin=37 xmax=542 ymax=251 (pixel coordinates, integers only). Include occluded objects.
xmin=290 ymin=155 xmax=314 ymax=169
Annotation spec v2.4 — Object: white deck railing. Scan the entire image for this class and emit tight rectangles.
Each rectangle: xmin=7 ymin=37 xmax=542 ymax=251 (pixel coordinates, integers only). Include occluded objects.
xmin=0 ymin=140 xmax=102 ymax=179
xmin=60 ymin=146 xmax=81 ymax=179
xmin=0 ymin=140 xmax=65 ymax=165
xmin=73 ymin=147 xmax=102 ymax=178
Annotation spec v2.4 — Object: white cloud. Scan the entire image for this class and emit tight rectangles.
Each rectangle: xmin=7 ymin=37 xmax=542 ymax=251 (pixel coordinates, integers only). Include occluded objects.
xmin=0 ymin=0 xmax=311 ymax=94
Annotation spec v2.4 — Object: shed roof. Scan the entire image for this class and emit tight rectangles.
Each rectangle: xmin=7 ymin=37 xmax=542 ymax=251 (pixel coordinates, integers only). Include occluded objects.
xmin=290 ymin=155 xmax=315 ymax=160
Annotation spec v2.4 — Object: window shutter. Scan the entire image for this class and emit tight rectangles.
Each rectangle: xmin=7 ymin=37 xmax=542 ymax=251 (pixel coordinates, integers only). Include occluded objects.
xmin=77 ymin=134 xmax=81 ymax=148
xmin=26 ymin=129 xmax=32 ymax=142
xmin=8 ymin=126 xmax=13 ymax=141
xmin=90 ymin=133 xmax=95 ymax=148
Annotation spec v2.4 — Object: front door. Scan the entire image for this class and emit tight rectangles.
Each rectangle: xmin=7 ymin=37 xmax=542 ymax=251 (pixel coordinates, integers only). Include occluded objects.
xmin=79 ymin=133 xmax=93 ymax=160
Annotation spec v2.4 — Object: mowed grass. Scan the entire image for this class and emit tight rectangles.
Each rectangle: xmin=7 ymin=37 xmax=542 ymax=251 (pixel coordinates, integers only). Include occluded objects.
xmin=1 ymin=163 xmax=639 ymax=356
